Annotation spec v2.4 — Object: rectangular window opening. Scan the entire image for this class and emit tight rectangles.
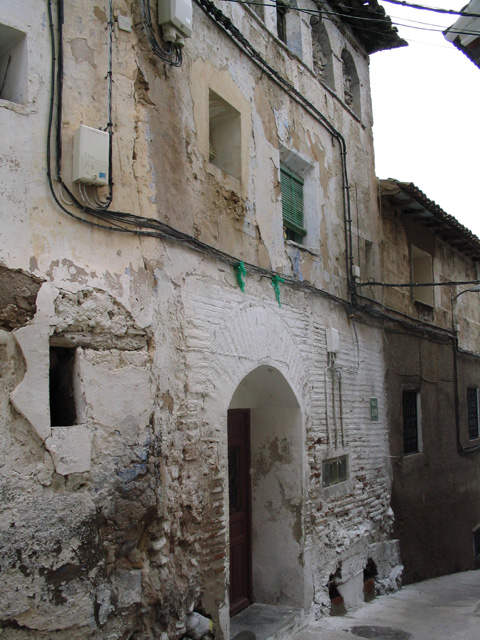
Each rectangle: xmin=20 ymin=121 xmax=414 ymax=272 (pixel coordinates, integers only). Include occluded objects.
xmin=208 ymin=89 xmax=241 ymax=181
xmin=411 ymin=245 xmax=434 ymax=307
xmin=276 ymin=1 xmax=288 ymax=43
xmin=467 ymin=387 xmax=479 ymax=440
xmin=0 ymin=23 xmax=27 ymax=105
xmin=50 ymin=347 xmax=77 ymax=427
xmin=281 ymin=164 xmax=306 ymax=244
xmin=474 ymin=527 xmax=480 ymax=568
xmin=322 ymin=455 xmax=348 ymax=488
xmin=403 ymin=390 xmax=420 ymax=455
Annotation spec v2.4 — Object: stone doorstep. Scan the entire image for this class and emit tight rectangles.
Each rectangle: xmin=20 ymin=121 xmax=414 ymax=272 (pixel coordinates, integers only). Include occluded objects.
xmin=230 ymin=604 xmax=305 ymax=640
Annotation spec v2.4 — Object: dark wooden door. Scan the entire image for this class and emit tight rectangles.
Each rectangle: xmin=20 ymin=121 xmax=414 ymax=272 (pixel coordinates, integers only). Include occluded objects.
xmin=228 ymin=409 xmax=252 ymax=616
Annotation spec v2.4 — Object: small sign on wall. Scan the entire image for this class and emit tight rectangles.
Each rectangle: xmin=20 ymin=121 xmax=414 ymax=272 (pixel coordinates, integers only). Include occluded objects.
xmin=370 ymin=397 xmax=378 ymax=421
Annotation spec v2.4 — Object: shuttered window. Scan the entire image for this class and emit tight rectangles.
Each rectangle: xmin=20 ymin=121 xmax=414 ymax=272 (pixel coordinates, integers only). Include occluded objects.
xmin=403 ymin=390 xmax=419 ymax=455
xmin=280 ymin=165 xmax=306 ymax=242
xmin=467 ymin=387 xmax=479 ymax=440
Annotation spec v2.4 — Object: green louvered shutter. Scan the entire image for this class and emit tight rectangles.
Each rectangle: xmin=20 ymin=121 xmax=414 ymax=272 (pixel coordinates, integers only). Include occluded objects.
xmin=280 ymin=165 xmax=306 ymax=240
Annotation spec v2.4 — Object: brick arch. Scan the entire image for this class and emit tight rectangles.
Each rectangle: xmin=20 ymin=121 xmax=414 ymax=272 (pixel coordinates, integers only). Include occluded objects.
xmin=203 ymin=301 xmax=310 ymax=414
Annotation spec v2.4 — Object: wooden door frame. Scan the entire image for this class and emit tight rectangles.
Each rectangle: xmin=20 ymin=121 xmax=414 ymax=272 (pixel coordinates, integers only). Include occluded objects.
xmin=228 ymin=408 xmax=253 ymax=616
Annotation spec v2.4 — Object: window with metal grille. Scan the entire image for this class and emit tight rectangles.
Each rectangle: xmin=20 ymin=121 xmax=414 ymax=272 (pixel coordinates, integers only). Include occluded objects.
xmin=474 ymin=527 xmax=480 ymax=568
xmin=322 ymin=455 xmax=348 ymax=488
xmin=467 ymin=387 xmax=479 ymax=440
xmin=403 ymin=390 xmax=419 ymax=455
xmin=280 ymin=165 xmax=306 ymax=243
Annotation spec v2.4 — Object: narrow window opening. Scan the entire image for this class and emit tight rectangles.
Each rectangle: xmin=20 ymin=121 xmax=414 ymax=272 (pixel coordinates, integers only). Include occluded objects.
xmin=209 ymin=89 xmax=241 ymax=180
xmin=311 ymin=18 xmax=335 ymax=88
xmin=276 ymin=0 xmax=288 ymax=44
xmin=50 ymin=347 xmax=77 ymax=427
xmin=281 ymin=164 xmax=306 ymax=243
xmin=467 ymin=387 xmax=479 ymax=440
xmin=341 ymin=49 xmax=361 ymax=116
xmin=403 ymin=390 xmax=420 ymax=455
xmin=473 ymin=527 xmax=480 ymax=568
xmin=0 ymin=24 xmax=27 ymax=105
xmin=411 ymin=245 xmax=434 ymax=307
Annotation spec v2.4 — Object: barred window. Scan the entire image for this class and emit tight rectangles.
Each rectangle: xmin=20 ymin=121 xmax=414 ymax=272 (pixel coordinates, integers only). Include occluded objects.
xmin=403 ymin=390 xmax=420 ymax=455
xmin=467 ymin=387 xmax=479 ymax=440
xmin=322 ymin=455 xmax=348 ymax=488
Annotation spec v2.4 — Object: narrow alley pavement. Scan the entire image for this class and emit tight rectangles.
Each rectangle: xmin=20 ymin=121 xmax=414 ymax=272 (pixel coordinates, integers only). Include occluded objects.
xmin=294 ymin=570 xmax=480 ymax=640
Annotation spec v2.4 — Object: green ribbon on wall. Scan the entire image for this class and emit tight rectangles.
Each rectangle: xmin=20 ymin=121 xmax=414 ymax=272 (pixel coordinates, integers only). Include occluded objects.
xmin=234 ymin=261 xmax=247 ymax=292
xmin=271 ymin=275 xmax=285 ymax=307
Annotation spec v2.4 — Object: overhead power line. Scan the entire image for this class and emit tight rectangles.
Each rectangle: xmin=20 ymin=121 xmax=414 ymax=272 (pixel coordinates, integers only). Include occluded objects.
xmin=219 ymin=0 xmax=480 ymax=38
xmin=381 ymin=0 xmax=480 ymax=19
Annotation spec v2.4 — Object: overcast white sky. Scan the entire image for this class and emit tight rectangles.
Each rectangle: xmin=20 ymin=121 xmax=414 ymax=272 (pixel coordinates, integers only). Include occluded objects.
xmin=369 ymin=0 xmax=480 ymax=236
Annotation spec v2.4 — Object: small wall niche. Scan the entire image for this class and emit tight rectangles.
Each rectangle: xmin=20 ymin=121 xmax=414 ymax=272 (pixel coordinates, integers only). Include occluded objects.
xmin=209 ymin=89 xmax=241 ymax=180
xmin=341 ymin=49 xmax=360 ymax=116
xmin=50 ymin=347 xmax=77 ymax=427
xmin=0 ymin=23 xmax=27 ymax=105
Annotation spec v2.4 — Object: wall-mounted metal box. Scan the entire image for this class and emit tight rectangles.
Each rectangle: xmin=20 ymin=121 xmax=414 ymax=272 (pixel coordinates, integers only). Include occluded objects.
xmin=72 ymin=125 xmax=109 ymax=187
xmin=157 ymin=0 xmax=192 ymax=41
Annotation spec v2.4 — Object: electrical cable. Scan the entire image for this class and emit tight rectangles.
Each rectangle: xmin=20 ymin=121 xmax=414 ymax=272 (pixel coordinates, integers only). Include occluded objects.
xmin=381 ymin=0 xmax=480 ymax=19
xmin=193 ymin=0 xmax=357 ymax=301
xmin=46 ymin=0 xmax=480 ymax=357
xmin=356 ymin=278 xmax=480 ymax=288
xmin=49 ymin=0 xmax=114 ymax=214
xmin=140 ymin=0 xmax=183 ymax=66
xmin=222 ymin=0 xmax=480 ymax=37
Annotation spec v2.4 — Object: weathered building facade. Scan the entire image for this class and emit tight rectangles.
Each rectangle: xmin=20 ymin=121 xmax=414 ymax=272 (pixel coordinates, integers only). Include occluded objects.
xmin=1 ymin=1 xmax=405 ymax=638
xmin=374 ymin=180 xmax=480 ymax=584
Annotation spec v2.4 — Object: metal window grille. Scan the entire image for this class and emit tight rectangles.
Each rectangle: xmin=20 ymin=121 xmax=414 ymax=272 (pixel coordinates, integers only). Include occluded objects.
xmin=280 ymin=165 xmax=306 ymax=241
xmin=467 ymin=387 xmax=479 ymax=440
xmin=403 ymin=390 xmax=419 ymax=455
xmin=474 ymin=528 xmax=480 ymax=568
xmin=322 ymin=455 xmax=348 ymax=488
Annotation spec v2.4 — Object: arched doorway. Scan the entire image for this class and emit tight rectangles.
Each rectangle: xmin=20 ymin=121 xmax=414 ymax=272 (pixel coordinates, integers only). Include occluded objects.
xmin=227 ymin=365 xmax=305 ymax=615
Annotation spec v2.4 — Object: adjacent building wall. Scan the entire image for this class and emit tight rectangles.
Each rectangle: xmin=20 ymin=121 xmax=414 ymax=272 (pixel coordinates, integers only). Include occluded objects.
xmin=379 ymin=192 xmax=480 ymax=584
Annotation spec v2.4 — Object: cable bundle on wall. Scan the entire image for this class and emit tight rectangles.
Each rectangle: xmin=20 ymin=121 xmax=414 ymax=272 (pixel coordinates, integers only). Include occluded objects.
xmin=140 ymin=0 xmax=183 ymax=66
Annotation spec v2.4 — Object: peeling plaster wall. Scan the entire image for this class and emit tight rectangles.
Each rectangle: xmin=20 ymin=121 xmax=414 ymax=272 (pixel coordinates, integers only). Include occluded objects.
xmin=0 ymin=0 xmax=400 ymax=638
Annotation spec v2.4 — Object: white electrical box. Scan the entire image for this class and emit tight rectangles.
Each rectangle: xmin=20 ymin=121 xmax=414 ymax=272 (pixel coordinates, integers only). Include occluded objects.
xmin=158 ymin=0 xmax=192 ymax=42
xmin=72 ymin=125 xmax=109 ymax=186
xmin=326 ymin=327 xmax=340 ymax=354
xmin=352 ymin=264 xmax=361 ymax=279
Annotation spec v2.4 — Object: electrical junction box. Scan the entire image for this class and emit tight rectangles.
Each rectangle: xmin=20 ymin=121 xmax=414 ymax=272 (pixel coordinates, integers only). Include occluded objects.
xmin=326 ymin=327 xmax=340 ymax=354
xmin=158 ymin=0 xmax=192 ymax=42
xmin=72 ymin=125 xmax=109 ymax=186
